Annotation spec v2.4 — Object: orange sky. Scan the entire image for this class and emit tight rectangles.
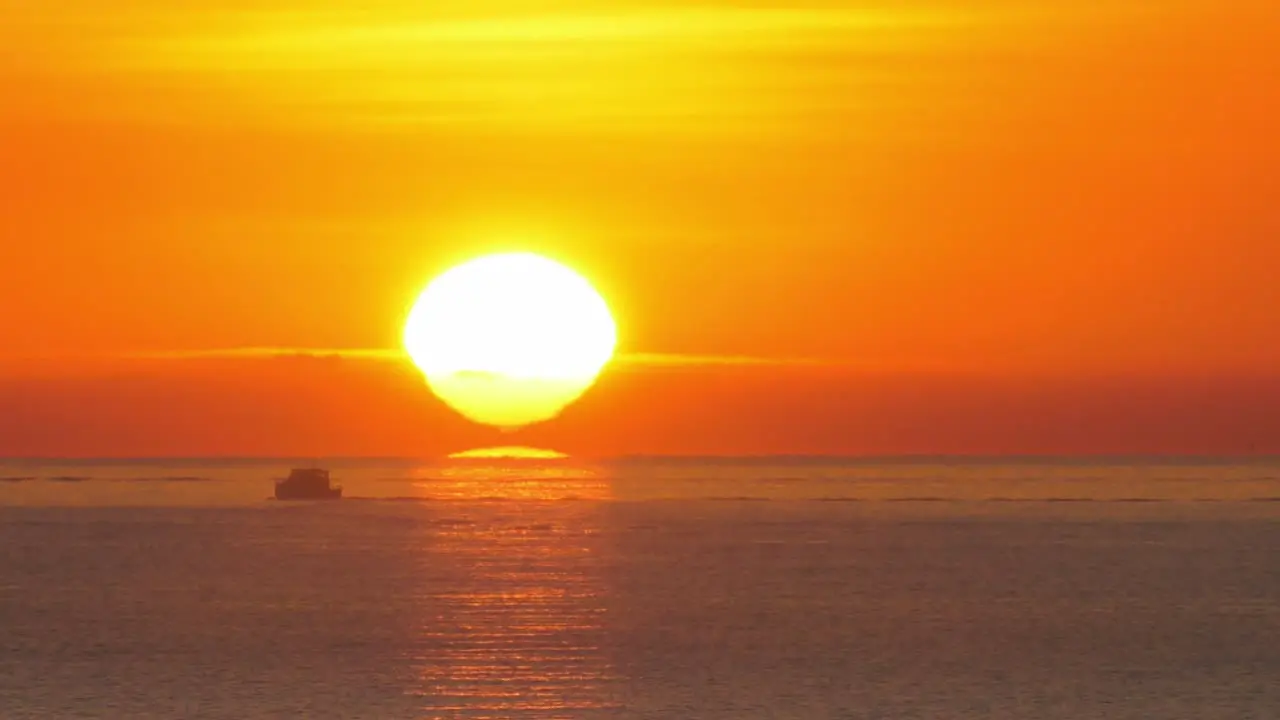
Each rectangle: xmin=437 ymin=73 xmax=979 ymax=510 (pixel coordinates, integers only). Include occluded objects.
xmin=1 ymin=1 xmax=1278 ymax=456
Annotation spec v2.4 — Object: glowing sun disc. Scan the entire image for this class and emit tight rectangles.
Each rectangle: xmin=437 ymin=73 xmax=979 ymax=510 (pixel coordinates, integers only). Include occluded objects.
xmin=403 ymin=252 xmax=617 ymax=429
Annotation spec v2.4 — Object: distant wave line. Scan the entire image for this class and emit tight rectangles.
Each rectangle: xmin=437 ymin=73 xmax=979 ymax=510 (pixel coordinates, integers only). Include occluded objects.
xmin=0 ymin=476 xmax=219 ymax=484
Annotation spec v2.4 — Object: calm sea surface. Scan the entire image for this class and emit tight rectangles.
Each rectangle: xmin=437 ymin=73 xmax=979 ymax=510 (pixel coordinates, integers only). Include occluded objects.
xmin=2 ymin=457 xmax=1279 ymax=719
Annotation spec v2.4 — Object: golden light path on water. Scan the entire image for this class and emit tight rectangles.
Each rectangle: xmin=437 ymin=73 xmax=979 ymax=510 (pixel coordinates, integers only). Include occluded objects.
xmin=424 ymin=447 xmax=601 ymax=501
xmin=407 ymin=453 xmax=617 ymax=716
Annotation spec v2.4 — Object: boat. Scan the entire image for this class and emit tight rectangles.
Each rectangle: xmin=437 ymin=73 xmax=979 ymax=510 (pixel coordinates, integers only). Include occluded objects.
xmin=274 ymin=467 xmax=343 ymax=500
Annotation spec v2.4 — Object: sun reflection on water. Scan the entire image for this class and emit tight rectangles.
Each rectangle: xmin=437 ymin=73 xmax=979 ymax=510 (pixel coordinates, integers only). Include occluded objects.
xmin=407 ymin=449 xmax=611 ymax=502
xmin=408 ymin=455 xmax=617 ymax=716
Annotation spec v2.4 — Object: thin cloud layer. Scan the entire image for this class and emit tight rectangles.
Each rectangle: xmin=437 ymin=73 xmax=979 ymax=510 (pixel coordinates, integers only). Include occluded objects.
xmin=127 ymin=347 xmax=826 ymax=368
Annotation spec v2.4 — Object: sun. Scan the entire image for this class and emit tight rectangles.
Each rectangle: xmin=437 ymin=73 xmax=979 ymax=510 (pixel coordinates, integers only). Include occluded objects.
xmin=402 ymin=252 xmax=617 ymax=429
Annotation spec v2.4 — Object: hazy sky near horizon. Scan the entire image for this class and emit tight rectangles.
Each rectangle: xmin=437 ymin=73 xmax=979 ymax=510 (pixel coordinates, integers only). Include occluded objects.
xmin=1 ymin=0 xmax=1278 ymax=455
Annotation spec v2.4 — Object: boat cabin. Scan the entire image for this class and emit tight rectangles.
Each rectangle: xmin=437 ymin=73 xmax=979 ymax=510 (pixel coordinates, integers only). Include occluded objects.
xmin=275 ymin=467 xmax=342 ymax=500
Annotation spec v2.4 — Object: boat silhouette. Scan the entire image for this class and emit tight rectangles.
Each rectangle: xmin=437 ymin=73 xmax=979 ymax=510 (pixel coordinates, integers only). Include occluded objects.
xmin=274 ymin=468 xmax=342 ymax=500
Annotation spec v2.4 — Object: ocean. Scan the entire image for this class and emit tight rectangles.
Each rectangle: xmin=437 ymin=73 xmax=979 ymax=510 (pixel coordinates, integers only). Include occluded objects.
xmin=2 ymin=457 xmax=1279 ymax=719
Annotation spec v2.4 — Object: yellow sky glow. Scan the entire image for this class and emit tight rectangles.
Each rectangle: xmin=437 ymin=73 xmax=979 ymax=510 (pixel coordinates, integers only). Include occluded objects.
xmin=5 ymin=3 xmax=1204 ymax=133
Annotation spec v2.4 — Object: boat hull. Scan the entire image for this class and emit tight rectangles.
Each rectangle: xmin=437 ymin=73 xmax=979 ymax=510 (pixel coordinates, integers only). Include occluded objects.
xmin=273 ymin=486 xmax=343 ymax=501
